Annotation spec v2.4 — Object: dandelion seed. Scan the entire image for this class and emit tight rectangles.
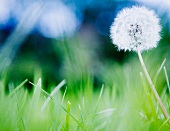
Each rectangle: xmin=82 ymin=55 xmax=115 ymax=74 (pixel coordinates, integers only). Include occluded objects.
xmin=110 ymin=6 xmax=161 ymax=52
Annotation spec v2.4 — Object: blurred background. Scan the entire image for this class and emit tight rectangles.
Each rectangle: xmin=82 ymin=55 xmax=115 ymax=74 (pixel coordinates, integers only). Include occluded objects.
xmin=0 ymin=0 xmax=170 ymax=92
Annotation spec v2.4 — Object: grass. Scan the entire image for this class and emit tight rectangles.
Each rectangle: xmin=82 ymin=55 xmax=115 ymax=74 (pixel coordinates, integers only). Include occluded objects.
xmin=0 ymin=28 xmax=170 ymax=130
xmin=0 ymin=50 xmax=170 ymax=131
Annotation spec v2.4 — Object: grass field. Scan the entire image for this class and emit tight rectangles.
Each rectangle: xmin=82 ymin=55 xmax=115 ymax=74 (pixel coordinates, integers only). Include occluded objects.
xmin=0 ymin=42 xmax=170 ymax=130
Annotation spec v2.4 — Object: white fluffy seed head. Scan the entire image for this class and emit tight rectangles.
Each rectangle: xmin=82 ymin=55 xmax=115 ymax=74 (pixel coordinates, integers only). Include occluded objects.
xmin=110 ymin=6 xmax=161 ymax=52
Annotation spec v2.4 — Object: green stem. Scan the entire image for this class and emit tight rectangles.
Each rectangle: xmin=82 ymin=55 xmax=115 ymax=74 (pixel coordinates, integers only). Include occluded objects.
xmin=137 ymin=49 xmax=170 ymax=124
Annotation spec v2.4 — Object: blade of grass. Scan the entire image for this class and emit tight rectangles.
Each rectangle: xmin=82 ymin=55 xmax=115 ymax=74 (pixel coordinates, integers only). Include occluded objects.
xmin=41 ymin=80 xmax=66 ymax=112
xmin=59 ymin=105 xmax=85 ymax=129
xmin=62 ymin=86 xmax=67 ymax=104
xmin=153 ymin=58 xmax=166 ymax=84
xmin=9 ymin=79 xmax=28 ymax=97
xmin=156 ymin=86 xmax=167 ymax=114
xmin=59 ymin=86 xmax=67 ymax=128
xmin=41 ymin=88 xmax=85 ymax=129
xmin=79 ymin=104 xmax=84 ymax=124
xmin=155 ymin=66 xmax=170 ymax=115
xmin=78 ymin=98 xmax=85 ymax=127
xmin=84 ymin=108 xmax=116 ymax=122
xmin=158 ymin=117 xmax=170 ymax=131
xmin=140 ymin=72 xmax=157 ymax=117
xmin=32 ymin=78 xmax=41 ymax=105
xmin=66 ymin=101 xmax=71 ymax=131
xmin=164 ymin=66 xmax=170 ymax=93
xmin=94 ymin=84 xmax=104 ymax=113
xmin=96 ymin=108 xmax=116 ymax=115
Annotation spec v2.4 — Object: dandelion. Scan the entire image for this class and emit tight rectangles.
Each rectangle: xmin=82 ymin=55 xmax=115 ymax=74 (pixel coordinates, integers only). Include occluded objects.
xmin=110 ymin=6 xmax=161 ymax=52
xmin=110 ymin=6 xmax=170 ymax=124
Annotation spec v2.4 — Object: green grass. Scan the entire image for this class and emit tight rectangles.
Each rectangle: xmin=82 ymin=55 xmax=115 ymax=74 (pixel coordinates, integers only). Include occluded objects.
xmin=0 ymin=52 xmax=170 ymax=131
xmin=0 ymin=33 xmax=170 ymax=130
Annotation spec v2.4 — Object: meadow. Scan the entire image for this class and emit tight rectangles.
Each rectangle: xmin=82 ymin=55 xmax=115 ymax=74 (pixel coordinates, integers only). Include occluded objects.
xmin=0 ymin=37 xmax=170 ymax=130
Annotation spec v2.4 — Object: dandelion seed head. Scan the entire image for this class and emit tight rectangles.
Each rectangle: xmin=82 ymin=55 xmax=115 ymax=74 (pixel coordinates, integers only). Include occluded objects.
xmin=110 ymin=6 xmax=161 ymax=52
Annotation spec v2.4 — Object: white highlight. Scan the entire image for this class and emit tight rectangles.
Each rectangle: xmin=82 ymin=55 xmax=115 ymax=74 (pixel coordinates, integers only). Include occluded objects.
xmin=0 ymin=0 xmax=15 ymax=24
xmin=38 ymin=1 xmax=79 ymax=38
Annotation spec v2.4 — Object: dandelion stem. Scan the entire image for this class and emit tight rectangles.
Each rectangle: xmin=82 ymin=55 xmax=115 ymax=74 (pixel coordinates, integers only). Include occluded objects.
xmin=137 ymin=49 xmax=170 ymax=124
